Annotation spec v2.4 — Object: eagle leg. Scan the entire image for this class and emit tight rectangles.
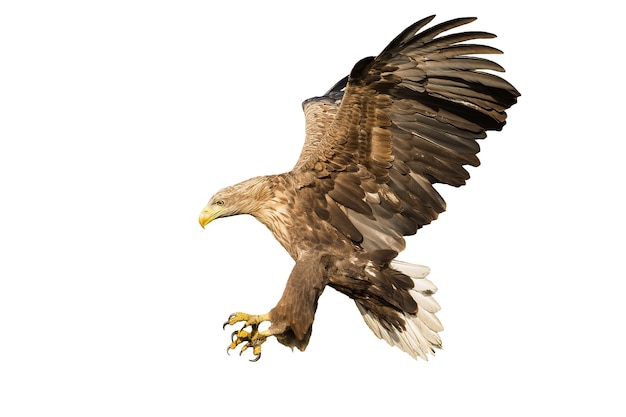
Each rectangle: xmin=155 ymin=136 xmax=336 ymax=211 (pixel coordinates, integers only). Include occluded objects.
xmin=223 ymin=312 xmax=271 ymax=362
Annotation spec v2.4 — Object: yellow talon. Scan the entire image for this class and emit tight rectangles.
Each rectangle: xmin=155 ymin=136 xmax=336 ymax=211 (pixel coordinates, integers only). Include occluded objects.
xmin=223 ymin=312 xmax=271 ymax=361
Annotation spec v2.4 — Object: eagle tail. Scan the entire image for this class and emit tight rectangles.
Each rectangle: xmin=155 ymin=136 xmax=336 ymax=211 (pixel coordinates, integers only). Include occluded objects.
xmin=355 ymin=260 xmax=443 ymax=360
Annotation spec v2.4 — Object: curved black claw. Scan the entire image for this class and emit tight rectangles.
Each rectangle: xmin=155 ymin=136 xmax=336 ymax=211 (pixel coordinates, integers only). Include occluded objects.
xmin=223 ymin=313 xmax=237 ymax=330
xmin=230 ymin=330 xmax=239 ymax=342
xmin=250 ymin=352 xmax=261 ymax=362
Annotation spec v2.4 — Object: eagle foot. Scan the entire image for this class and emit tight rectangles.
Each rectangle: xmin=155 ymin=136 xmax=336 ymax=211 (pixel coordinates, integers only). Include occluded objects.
xmin=223 ymin=312 xmax=271 ymax=362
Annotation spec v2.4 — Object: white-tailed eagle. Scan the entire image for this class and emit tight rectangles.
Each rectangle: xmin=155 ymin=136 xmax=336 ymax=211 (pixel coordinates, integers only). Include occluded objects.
xmin=199 ymin=16 xmax=519 ymax=361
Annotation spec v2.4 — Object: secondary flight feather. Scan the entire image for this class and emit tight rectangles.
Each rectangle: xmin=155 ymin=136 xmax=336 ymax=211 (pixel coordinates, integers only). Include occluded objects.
xmin=199 ymin=15 xmax=519 ymax=361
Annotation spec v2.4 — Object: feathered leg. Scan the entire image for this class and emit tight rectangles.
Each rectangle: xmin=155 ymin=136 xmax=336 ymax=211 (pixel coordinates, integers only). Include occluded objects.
xmin=223 ymin=254 xmax=329 ymax=360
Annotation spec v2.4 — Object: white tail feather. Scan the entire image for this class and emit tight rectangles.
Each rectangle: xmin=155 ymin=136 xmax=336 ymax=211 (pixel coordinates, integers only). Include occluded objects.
xmin=391 ymin=260 xmax=430 ymax=278
xmin=356 ymin=260 xmax=443 ymax=360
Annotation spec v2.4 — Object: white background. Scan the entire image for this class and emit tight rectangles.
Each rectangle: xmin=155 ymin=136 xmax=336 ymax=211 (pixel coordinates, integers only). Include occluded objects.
xmin=2 ymin=1 xmax=624 ymax=416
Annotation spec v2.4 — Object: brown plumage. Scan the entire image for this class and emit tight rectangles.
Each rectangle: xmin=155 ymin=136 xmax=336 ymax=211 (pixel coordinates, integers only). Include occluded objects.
xmin=199 ymin=16 xmax=519 ymax=360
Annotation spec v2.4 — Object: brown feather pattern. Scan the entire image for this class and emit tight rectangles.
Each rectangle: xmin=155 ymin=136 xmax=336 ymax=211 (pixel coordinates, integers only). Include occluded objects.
xmin=295 ymin=16 xmax=519 ymax=251
xmin=203 ymin=16 xmax=519 ymax=360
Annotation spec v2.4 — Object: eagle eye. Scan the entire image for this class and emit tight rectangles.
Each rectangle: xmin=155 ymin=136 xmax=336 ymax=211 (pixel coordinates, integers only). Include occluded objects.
xmin=215 ymin=199 xmax=225 ymax=207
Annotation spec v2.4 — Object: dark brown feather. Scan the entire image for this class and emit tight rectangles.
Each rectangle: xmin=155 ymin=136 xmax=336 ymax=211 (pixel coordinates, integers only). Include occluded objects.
xmin=292 ymin=16 xmax=519 ymax=254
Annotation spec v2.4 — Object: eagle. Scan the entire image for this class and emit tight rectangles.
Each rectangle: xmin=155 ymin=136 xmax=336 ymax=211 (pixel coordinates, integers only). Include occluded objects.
xmin=199 ymin=16 xmax=519 ymax=361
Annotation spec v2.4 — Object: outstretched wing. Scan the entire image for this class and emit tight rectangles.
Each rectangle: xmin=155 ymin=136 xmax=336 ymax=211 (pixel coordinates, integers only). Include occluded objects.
xmin=294 ymin=16 xmax=520 ymax=253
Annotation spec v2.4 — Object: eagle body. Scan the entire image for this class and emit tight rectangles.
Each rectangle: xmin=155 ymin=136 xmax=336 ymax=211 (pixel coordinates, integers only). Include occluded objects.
xmin=200 ymin=16 xmax=519 ymax=360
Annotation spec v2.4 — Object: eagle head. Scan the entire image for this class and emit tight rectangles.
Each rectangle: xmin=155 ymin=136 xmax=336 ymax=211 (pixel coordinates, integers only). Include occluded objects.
xmin=198 ymin=176 xmax=272 ymax=228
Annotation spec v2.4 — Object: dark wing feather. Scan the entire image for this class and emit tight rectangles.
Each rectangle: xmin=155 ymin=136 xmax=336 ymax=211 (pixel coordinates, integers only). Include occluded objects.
xmin=294 ymin=16 xmax=520 ymax=252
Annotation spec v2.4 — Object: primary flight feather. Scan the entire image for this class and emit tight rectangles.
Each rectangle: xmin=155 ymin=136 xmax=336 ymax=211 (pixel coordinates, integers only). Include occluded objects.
xmin=199 ymin=15 xmax=519 ymax=361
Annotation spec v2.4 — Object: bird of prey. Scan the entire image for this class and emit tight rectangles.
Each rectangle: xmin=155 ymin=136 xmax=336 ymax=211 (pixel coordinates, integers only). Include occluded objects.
xmin=199 ymin=15 xmax=519 ymax=361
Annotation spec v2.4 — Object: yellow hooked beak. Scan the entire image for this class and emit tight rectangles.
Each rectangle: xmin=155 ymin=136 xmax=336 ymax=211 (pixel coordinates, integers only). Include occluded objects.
xmin=198 ymin=206 xmax=221 ymax=228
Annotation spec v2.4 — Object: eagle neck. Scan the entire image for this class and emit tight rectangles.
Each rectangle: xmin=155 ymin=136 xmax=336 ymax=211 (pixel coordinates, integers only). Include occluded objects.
xmin=251 ymin=174 xmax=299 ymax=259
